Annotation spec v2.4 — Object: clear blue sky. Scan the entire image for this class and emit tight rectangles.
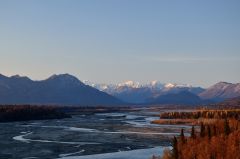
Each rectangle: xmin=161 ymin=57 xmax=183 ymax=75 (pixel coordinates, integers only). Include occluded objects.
xmin=0 ymin=0 xmax=239 ymax=87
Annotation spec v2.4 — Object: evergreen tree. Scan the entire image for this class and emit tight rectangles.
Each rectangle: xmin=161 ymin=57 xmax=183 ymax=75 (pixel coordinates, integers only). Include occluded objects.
xmin=207 ymin=125 xmax=211 ymax=140
xmin=172 ymin=136 xmax=178 ymax=159
xmin=213 ymin=125 xmax=217 ymax=136
xmin=191 ymin=126 xmax=196 ymax=139
xmin=180 ymin=129 xmax=185 ymax=144
xmin=224 ymin=118 xmax=230 ymax=135
xmin=200 ymin=122 xmax=205 ymax=137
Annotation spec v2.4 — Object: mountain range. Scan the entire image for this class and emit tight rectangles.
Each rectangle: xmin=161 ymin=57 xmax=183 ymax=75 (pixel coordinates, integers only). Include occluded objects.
xmin=84 ymin=80 xmax=240 ymax=105
xmin=83 ymin=80 xmax=205 ymax=103
xmin=0 ymin=73 xmax=239 ymax=106
xmin=199 ymin=82 xmax=240 ymax=101
xmin=0 ymin=74 xmax=123 ymax=106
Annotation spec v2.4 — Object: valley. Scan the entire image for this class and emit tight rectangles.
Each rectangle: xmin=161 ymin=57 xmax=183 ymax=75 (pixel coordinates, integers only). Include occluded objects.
xmin=1 ymin=1 xmax=239 ymax=158
xmin=0 ymin=107 xmax=193 ymax=159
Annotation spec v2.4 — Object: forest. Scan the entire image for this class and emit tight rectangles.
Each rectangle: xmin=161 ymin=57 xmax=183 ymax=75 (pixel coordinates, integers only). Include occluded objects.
xmin=153 ymin=109 xmax=240 ymax=159
xmin=0 ymin=105 xmax=70 ymax=122
xmin=160 ymin=109 xmax=240 ymax=119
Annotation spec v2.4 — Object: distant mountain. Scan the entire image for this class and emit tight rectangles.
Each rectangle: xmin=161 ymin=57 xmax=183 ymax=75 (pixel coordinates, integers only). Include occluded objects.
xmin=84 ymin=80 xmax=205 ymax=103
xmin=147 ymin=91 xmax=206 ymax=105
xmin=0 ymin=74 xmax=123 ymax=106
xmin=199 ymin=82 xmax=240 ymax=102
xmin=217 ymin=96 xmax=240 ymax=107
xmin=1 ymin=73 xmax=239 ymax=106
xmin=86 ymin=80 xmax=239 ymax=105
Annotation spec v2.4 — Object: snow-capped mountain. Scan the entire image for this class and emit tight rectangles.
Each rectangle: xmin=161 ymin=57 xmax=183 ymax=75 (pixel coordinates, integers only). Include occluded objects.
xmin=145 ymin=80 xmax=165 ymax=90
xmin=83 ymin=80 xmax=205 ymax=103
xmin=1 ymin=73 xmax=239 ymax=105
xmin=83 ymin=80 xmax=193 ymax=92
xmin=83 ymin=80 xmax=117 ymax=93
xmin=117 ymin=81 xmax=141 ymax=88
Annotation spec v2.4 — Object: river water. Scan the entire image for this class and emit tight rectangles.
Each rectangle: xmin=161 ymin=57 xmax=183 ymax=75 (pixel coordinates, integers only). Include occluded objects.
xmin=0 ymin=109 xmax=191 ymax=159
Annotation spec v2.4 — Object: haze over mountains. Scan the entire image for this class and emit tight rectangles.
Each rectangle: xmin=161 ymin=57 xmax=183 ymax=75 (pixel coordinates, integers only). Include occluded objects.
xmin=0 ymin=73 xmax=239 ymax=106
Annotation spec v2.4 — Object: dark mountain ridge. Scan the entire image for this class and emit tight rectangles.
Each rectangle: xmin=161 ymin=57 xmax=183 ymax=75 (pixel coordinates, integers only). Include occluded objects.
xmin=0 ymin=74 xmax=123 ymax=106
xmin=0 ymin=73 xmax=239 ymax=106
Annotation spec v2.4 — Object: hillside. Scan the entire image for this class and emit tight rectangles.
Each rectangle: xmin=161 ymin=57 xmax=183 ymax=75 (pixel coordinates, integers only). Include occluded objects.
xmin=199 ymin=82 xmax=240 ymax=101
xmin=0 ymin=74 xmax=123 ymax=106
xmin=147 ymin=91 xmax=207 ymax=105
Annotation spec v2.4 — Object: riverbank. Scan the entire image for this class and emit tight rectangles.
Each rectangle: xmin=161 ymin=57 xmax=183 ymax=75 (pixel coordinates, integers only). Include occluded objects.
xmin=58 ymin=146 xmax=170 ymax=159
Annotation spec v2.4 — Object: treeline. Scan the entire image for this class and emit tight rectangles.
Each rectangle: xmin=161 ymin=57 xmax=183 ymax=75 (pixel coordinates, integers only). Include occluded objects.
xmin=155 ymin=118 xmax=240 ymax=159
xmin=0 ymin=105 xmax=71 ymax=122
xmin=160 ymin=109 xmax=240 ymax=120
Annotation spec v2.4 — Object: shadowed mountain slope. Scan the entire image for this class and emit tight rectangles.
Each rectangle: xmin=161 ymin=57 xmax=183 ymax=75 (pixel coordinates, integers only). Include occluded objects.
xmin=0 ymin=74 xmax=123 ymax=106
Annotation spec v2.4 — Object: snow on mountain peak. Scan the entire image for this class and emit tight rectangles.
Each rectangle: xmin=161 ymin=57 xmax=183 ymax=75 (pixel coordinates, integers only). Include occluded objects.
xmin=83 ymin=80 xmax=111 ymax=91
xmin=83 ymin=80 xmax=95 ymax=87
xmin=118 ymin=81 xmax=141 ymax=88
xmin=149 ymin=80 xmax=159 ymax=86
xmin=83 ymin=80 xmax=196 ymax=95
xmin=146 ymin=80 xmax=164 ymax=89
xmin=164 ymin=83 xmax=192 ymax=88
xmin=165 ymin=83 xmax=176 ymax=88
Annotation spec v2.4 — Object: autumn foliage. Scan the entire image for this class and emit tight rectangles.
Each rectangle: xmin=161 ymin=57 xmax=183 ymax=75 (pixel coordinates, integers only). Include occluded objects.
xmin=160 ymin=109 xmax=240 ymax=119
xmin=156 ymin=110 xmax=240 ymax=159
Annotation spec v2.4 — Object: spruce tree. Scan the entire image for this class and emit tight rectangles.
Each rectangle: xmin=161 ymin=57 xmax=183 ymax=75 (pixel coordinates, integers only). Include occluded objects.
xmin=200 ymin=122 xmax=205 ymax=137
xmin=180 ymin=129 xmax=185 ymax=144
xmin=224 ymin=118 xmax=230 ymax=135
xmin=213 ymin=125 xmax=217 ymax=136
xmin=207 ymin=125 xmax=211 ymax=140
xmin=172 ymin=136 xmax=178 ymax=159
xmin=191 ymin=126 xmax=196 ymax=139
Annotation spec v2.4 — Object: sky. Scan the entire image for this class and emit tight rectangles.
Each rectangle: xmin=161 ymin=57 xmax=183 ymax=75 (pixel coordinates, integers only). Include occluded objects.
xmin=0 ymin=0 xmax=240 ymax=87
